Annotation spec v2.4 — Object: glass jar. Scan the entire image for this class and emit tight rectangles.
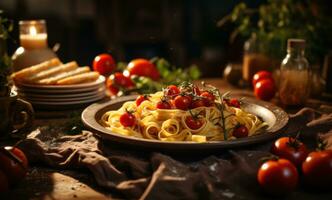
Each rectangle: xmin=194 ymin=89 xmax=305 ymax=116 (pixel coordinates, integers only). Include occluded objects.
xmin=243 ymin=33 xmax=272 ymax=84
xmin=279 ymin=39 xmax=310 ymax=106
xmin=12 ymin=20 xmax=57 ymax=71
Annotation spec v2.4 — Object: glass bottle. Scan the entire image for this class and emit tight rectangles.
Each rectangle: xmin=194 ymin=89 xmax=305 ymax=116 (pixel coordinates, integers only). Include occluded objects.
xmin=243 ymin=33 xmax=272 ymax=84
xmin=279 ymin=39 xmax=310 ymax=106
xmin=12 ymin=20 xmax=57 ymax=72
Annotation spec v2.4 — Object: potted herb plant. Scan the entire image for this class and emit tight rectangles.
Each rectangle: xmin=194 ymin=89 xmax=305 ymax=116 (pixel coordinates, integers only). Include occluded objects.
xmin=218 ymin=0 xmax=332 ymax=84
xmin=0 ymin=11 xmax=12 ymax=96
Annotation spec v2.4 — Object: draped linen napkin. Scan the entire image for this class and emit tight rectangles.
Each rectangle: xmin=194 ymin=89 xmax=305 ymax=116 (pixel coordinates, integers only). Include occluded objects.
xmin=17 ymin=108 xmax=332 ymax=200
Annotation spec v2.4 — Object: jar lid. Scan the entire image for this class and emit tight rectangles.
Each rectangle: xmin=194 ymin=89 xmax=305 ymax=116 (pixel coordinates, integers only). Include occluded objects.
xmin=287 ymin=39 xmax=306 ymax=49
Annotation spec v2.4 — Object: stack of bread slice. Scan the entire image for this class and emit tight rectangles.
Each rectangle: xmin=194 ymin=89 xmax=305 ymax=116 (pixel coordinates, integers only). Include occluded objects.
xmin=12 ymin=58 xmax=106 ymax=110
xmin=12 ymin=58 xmax=100 ymax=85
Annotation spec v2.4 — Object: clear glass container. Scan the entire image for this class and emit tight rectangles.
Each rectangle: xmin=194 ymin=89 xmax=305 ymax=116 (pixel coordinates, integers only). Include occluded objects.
xmin=279 ymin=39 xmax=310 ymax=106
xmin=12 ymin=20 xmax=57 ymax=72
xmin=242 ymin=33 xmax=272 ymax=84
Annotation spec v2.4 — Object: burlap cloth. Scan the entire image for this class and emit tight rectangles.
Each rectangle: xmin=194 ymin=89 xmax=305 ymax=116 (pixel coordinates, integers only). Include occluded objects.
xmin=17 ymin=107 xmax=332 ymax=200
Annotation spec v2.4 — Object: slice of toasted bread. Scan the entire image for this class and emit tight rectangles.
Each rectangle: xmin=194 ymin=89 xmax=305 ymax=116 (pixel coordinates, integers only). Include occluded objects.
xmin=26 ymin=61 xmax=78 ymax=83
xmin=12 ymin=58 xmax=62 ymax=82
xmin=56 ymin=71 xmax=100 ymax=85
xmin=37 ymin=66 xmax=91 ymax=85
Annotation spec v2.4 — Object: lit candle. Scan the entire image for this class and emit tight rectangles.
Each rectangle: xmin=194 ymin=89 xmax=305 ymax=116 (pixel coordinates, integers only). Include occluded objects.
xmin=19 ymin=20 xmax=48 ymax=49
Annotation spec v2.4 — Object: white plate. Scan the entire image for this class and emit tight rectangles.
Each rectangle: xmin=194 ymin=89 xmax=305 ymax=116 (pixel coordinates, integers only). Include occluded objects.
xmin=20 ymin=91 xmax=106 ymax=102
xmin=29 ymin=94 xmax=106 ymax=106
xmin=16 ymin=85 xmax=105 ymax=94
xmin=18 ymin=87 xmax=105 ymax=99
xmin=16 ymin=75 xmax=105 ymax=90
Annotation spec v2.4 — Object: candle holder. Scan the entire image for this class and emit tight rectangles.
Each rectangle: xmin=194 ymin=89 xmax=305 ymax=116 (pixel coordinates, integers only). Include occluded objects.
xmin=12 ymin=20 xmax=58 ymax=71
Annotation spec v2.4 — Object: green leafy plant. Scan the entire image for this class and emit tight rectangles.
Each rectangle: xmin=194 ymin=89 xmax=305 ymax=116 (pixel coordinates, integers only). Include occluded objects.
xmin=122 ymin=57 xmax=201 ymax=95
xmin=0 ymin=10 xmax=13 ymax=89
xmin=218 ymin=0 xmax=332 ymax=64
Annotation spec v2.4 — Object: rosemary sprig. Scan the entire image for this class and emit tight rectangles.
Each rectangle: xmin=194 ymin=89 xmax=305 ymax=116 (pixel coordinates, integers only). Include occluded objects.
xmin=202 ymin=82 xmax=230 ymax=140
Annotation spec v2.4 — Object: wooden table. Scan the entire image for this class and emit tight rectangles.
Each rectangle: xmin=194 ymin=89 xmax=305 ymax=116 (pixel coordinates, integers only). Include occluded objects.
xmin=3 ymin=78 xmax=331 ymax=199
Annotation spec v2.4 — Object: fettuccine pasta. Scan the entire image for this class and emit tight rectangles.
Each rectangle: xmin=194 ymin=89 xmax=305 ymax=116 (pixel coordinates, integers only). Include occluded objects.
xmin=100 ymin=83 xmax=268 ymax=142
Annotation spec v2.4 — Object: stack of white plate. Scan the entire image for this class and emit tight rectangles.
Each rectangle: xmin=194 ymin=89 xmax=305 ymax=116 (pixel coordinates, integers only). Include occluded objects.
xmin=15 ymin=76 xmax=106 ymax=110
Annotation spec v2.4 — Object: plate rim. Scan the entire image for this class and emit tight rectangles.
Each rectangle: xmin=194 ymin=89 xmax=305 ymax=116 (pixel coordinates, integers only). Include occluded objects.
xmin=81 ymin=95 xmax=289 ymax=149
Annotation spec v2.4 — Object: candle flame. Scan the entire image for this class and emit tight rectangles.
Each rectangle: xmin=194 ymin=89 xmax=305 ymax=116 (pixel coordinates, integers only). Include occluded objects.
xmin=29 ymin=26 xmax=37 ymax=35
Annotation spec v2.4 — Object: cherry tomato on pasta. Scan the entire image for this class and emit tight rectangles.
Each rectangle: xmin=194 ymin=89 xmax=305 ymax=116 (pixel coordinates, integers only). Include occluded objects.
xmin=136 ymin=95 xmax=149 ymax=106
xmin=190 ymin=99 xmax=206 ymax=109
xmin=120 ymin=111 xmax=136 ymax=127
xmin=226 ymin=98 xmax=241 ymax=108
xmin=200 ymin=91 xmax=215 ymax=106
xmin=174 ymin=95 xmax=192 ymax=110
xmin=156 ymin=100 xmax=172 ymax=109
xmin=232 ymin=125 xmax=249 ymax=138
xmin=257 ymin=158 xmax=298 ymax=195
xmin=185 ymin=116 xmax=204 ymax=130
xmin=165 ymin=85 xmax=180 ymax=98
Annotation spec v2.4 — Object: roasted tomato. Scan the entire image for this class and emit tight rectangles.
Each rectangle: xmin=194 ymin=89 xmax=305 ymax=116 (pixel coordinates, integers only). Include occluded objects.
xmin=127 ymin=59 xmax=160 ymax=80
xmin=200 ymin=91 xmax=215 ymax=106
xmin=271 ymin=137 xmax=309 ymax=168
xmin=190 ymin=99 xmax=206 ymax=109
xmin=165 ymin=85 xmax=180 ymax=98
xmin=0 ymin=146 xmax=28 ymax=185
xmin=254 ymin=79 xmax=276 ymax=101
xmin=156 ymin=100 xmax=172 ymax=109
xmin=257 ymin=158 xmax=298 ymax=195
xmin=174 ymin=95 xmax=192 ymax=110
xmin=0 ymin=170 xmax=9 ymax=192
xmin=302 ymin=150 xmax=332 ymax=189
xmin=93 ymin=53 xmax=116 ymax=76
xmin=252 ymin=70 xmax=274 ymax=86
xmin=185 ymin=116 xmax=204 ymax=130
xmin=232 ymin=125 xmax=249 ymax=138
xmin=119 ymin=111 xmax=136 ymax=127
xmin=226 ymin=98 xmax=241 ymax=108
xmin=136 ymin=95 xmax=149 ymax=106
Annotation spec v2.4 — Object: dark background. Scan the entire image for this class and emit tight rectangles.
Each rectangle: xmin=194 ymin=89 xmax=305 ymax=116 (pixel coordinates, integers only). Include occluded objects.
xmin=0 ymin=0 xmax=331 ymax=78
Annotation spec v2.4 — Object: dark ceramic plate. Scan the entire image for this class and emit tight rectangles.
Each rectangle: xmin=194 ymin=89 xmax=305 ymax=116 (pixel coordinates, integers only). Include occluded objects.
xmin=82 ymin=95 xmax=288 ymax=150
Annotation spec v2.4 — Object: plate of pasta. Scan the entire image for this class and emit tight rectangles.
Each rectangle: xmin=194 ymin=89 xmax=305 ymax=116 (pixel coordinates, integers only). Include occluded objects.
xmin=82 ymin=83 xmax=288 ymax=150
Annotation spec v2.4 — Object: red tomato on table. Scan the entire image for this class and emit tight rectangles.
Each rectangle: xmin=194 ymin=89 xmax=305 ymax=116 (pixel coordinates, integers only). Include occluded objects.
xmin=0 ymin=170 xmax=9 ymax=192
xmin=0 ymin=146 xmax=28 ymax=185
xmin=302 ymin=150 xmax=332 ymax=189
xmin=271 ymin=137 xmax=309 ymax=168
xmin=127 ymin=59 xmax=160 ymax=80
xmin=254 ymin=79 xmax=276 ymax=101
xmin=257 ymin=158 xmax=298 ymax=195
xmin=252 ymin=70 xmax=273 ymax=86
xmin=106 ymin=72 xmax=135 ymax=96
xmin=93 ymin=53 xmax=116 ymax=76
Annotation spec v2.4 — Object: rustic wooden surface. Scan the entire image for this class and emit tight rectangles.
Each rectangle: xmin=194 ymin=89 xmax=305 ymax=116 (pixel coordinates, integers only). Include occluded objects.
xmin=2 ymin=78 xmax=332 ymax=200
